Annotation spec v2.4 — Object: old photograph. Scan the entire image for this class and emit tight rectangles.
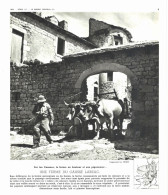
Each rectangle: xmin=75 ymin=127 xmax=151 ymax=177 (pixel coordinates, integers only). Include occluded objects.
xmin=10 ymin=12 xmax=159 ymax=161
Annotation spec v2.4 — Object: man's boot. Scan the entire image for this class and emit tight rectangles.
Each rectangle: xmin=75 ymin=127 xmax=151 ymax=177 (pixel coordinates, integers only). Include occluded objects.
xmin=32 ymin=143 xmax=40 ymax=148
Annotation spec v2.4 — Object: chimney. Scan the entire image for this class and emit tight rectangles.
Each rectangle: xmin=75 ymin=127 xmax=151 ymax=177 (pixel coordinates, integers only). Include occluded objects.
xmin=45 ymin=16 xmax=59 ymax=26
xmin=59 ymin=20 xmax=68 ymax=31
xmin=34 ymin=12 xmax=42 ymax=17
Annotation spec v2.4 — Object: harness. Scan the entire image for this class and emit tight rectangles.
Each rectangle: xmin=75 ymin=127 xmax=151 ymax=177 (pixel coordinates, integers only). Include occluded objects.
xmin=73 ymin=111 xmax=85 ymax=123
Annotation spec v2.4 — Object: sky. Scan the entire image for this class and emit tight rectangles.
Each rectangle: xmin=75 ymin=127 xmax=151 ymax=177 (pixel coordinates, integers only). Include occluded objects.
xmin=41 ymin=12 xmax=159 ymax=42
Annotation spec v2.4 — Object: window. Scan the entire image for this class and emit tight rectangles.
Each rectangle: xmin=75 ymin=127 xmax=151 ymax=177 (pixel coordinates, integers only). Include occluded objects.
xmin=115 ymin=41 xmax=119 ymax=45
xmin=107 ymin=72 xmax=113 ymax=81
xmin=11 ymin=29 xmax=24 ymax=63
xmin=114 ymin=35 xmax=123 ymax=46
xmin=57 ymin=38 xmax=65 ymax=55
xmin=11 ymin=92 xmax=21 ymax=101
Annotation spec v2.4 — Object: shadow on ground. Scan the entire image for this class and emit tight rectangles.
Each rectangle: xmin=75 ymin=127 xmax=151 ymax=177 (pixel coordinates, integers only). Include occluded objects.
xmin=55 ymin=133 xmax=158 ymax=154
xmin=11 ymin=144 xmax=33 ymax=148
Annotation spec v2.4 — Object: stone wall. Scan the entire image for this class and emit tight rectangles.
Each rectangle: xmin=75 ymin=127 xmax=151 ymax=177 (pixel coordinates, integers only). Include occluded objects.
xmin=10 ymin=42 xmax=159 ymax=138
xmin=10 ymin=62 xmax=73 ymax=133
xmin=10 ymin=13 xmax=93 ymax=63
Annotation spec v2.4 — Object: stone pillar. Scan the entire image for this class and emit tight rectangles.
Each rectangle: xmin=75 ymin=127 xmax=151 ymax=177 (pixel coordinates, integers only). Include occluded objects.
xmin=99 ymin=73 xmax=107 ymax=98
xmin=99 ymin=72 xmax=115 ymax=99
xmin=99 ymin=73 xmax=107 ymax=84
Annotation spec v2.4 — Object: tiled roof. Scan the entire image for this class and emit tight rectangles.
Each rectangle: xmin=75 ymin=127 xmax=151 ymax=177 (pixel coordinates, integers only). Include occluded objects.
xmin=63 ymin=40 xmax=159 ymax=59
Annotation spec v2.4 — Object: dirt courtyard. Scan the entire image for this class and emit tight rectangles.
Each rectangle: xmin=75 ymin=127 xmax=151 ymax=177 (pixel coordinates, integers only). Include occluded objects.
xmin=10 ymin=132 xmax=158 ymax=160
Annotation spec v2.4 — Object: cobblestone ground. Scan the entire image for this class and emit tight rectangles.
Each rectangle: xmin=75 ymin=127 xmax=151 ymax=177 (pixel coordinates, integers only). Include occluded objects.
xmin=10 ymin=132 xmax=159 ymax=160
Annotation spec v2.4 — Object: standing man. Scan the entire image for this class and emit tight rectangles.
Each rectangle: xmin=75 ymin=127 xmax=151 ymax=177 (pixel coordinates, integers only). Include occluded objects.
xmin=32 ymin=95 xmax=54 ymax=148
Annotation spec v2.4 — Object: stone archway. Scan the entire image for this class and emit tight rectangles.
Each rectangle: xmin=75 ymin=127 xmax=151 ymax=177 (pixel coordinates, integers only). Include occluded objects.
xmin=75 ymin=62 xmax=138 ymax=89
xmin=75 ymin=62 xmax=138 ymax=104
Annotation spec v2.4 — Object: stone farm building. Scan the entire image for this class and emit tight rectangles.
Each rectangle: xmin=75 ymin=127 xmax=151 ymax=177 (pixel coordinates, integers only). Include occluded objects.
xmin=10 ymin=12 xmax=159 ymax=139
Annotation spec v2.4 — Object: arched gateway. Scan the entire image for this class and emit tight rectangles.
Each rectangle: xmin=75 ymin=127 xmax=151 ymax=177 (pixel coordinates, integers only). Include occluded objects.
xmin=75 ymin=62 xmax=137 ymax=89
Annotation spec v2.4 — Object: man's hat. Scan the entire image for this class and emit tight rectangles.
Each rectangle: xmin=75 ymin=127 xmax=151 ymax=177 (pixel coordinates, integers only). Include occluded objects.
xmin=37 ymin=95 xmax=46 ymax=103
